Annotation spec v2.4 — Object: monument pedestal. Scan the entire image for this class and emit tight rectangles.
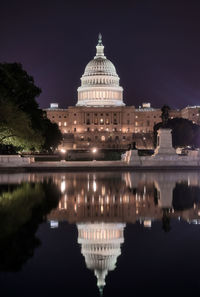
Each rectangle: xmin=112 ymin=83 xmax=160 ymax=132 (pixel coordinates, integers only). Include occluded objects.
xmin=128 ymin=150 xmax=141 ymax=165
xmin=154 ymin=128 xmax=176 ymax=156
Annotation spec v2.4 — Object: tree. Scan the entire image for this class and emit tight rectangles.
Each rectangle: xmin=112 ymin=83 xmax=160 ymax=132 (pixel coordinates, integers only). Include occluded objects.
xmin=41 ymin=117 xmax=63 ymax=152
xmin=0 ymin=100 xmax=43 ymax=150
xmin=154 ymin=118 xmax=200 ymax=148
xmin=0 ymin=63 xmax=62 ymax=152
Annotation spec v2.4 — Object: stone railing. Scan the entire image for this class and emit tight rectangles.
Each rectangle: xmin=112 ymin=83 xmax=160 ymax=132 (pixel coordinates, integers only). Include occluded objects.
xmin=122 ymin=150 xmax=200 ymax=167
xmin=0 ymin=155 xmax=34 ymax=167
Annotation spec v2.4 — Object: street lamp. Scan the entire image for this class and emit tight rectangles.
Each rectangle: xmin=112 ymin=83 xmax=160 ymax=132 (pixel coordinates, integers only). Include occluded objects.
xmin=60 ymin=148 xmax=66 ymax=162
xmin=92 ymin=147 xmax=97 ymax=161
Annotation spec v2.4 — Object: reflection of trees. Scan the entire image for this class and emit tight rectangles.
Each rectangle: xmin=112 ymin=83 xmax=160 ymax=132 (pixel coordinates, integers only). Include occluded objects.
xmin=162 ymin=209 xmax=171 ymax=233
xmin=173 ymin=183 xmax=200 ymax=211
xmin=0 ymin=180 xmax=60 ymax=271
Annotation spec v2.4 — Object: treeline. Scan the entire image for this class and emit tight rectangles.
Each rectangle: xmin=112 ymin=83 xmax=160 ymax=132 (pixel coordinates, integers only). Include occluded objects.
xmin=0 ymin=63 xmax=62 ymax=153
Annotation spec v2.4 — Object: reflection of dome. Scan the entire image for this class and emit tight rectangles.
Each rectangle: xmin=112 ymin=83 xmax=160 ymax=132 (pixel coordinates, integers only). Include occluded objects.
xmin=77 ymin=222 xmax=125 ymax=295
xmin=76 ymin=33 xmax=125 ymax=107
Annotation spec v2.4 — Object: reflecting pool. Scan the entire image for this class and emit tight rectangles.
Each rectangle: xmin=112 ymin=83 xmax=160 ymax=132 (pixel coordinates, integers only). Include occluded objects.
xmin=1 ymin=171 xmax=200 ymax=296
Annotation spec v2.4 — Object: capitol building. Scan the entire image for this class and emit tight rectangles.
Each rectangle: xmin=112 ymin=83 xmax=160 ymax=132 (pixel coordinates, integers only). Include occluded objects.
xmin=45 ymin=34 xmax=200 ymax=151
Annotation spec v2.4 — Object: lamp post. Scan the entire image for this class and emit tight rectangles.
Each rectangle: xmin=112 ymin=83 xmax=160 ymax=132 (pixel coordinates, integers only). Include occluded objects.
xmin=92 ymin=147 xmax=97 ymax=161
xmin=60 ymin=148 xmax=66 ymax=162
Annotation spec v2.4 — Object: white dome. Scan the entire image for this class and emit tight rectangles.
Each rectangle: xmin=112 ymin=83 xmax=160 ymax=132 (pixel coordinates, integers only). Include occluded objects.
xmin=83 ymin=57 xmax=118 ymax=77
xmin=76 ymin=34 xmax=125 ymax=107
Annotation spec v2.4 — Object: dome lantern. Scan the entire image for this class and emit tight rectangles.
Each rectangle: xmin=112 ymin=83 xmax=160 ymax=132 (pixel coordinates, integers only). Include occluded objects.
xmin=95 ymin=33 xmax=106 ymax=59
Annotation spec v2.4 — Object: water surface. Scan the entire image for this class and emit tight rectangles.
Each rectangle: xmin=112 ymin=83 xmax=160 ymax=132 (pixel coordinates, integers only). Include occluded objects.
xmin=0 ymin=171 xmax=200 ymax=297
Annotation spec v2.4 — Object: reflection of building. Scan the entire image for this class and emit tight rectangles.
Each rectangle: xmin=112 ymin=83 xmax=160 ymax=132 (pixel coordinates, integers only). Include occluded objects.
xmin=44 ymin=34 xmax=200 ymax=150
xmin=77 ymin=222 xmax=125 ymax=295
xmin=47 ymin=171 xmax=200 ymax=226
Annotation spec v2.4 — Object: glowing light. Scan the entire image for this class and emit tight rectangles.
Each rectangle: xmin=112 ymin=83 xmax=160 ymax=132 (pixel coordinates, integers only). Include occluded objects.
xmin=61 ymin=180 xmax=66 ymax=193
xmin=60 ymin=148 xmax=66 ymax=153
xmin=92 ymin=148 xmax=97 ymax=153
xmin=93 ymin=180 xmax=97 ymax=192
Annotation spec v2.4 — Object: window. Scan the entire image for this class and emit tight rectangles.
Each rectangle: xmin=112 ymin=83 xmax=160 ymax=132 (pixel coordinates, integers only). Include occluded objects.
xmin=106 ymin=119 xmax=109 ymax=125
xmin=81 ymin=136 xmax=84 ymax=141
xmin=52 ymin=116 xmax=55 ymax=118
xmin=86 ymin=119 xmax=90 ymax=125
xmin=74 ymin=113 xmax=76 ymax=116
xmin=114 ymin=119 xmax=117 ymax=125
xmin=87 ymin=127 xmax=90 ymax=131
xmin=74 ymin=120 xmax=77 ymax=125
xmin=74 ymin=128 xmax=76 ymax=132
xmin=59 ymin=116 xmax=61 ymax=118
xmin=95 ymin=136 xmax=98 ymax=140
xmin=101 ymin=135 xmax=105 ymax=141
xmin=100 ymin=118 xmax=104 ymax=125
xmin=64 ymin=122 xmax=67 ymax=126
xmin=94 ymin=118 xmax=98 ymax=125
xmin=58 ymin=122 xmax=61 ymax=127
xmin=127 ymin=120 xmax=130 ymax=124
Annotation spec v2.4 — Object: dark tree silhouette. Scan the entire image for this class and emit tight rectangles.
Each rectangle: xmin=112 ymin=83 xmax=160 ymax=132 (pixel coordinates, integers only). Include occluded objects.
xmin=0 ymin=63 xmax=62 ymax=152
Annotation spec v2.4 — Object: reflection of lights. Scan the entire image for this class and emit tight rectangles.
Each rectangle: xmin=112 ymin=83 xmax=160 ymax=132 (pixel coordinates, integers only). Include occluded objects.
xmin=74 ymin=204 xmax=77 ymax=213
xmin=143 ymin=220 xmax=151 ymax=228
xmin=101 ymin=205 xmax=104 ymax=213
xmin=64 ymin=194 xmax=67 ymax=209
xmin=50 ymin=220 xmax=59 ymax=229
xmin=93 ymin=180 xmax=97 ymax=192
xmin=61 ymin=180 xmax=66 ymax=193
xmin=106 ymin=195 xmax=109 ymax=204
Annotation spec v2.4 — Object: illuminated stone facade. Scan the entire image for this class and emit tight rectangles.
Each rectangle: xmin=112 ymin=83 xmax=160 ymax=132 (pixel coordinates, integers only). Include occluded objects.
xmin=45 ymin=35 xmax=200 ymax=150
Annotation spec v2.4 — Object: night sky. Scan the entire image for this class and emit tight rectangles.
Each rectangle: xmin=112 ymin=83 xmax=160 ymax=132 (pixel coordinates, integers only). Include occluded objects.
xmin=1 ymin=0 xmax=200 ymax=109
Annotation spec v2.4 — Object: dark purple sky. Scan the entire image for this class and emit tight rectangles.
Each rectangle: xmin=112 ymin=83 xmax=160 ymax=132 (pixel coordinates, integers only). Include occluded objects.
xmin=1 ymin=0 xmax=200 ymax=109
